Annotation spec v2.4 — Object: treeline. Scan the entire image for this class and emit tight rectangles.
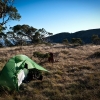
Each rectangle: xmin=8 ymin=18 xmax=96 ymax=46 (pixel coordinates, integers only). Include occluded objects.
xmin=0 ymin=24 xmax=53 ymax=47
xmin=62 ymin=34 xmax=100 ymax=45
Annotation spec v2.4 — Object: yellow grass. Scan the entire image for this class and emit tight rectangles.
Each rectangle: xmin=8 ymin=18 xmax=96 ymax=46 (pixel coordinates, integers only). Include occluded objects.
xmin=0 ymin=44 xmax=100 ymax=100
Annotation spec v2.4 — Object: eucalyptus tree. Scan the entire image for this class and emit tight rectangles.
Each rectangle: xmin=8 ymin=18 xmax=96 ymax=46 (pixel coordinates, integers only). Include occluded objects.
xmin=92 ymin=34 xmax=100 ymax=45
xmin=33 ymin=28 xmax=53 ymax=44
xmin=9 ymin=25 xmax=27 ymax=46
xmin=0 ymin=0 xmax=21 ymax=46
xmin=0 ymin=32 xmax=13 ymax=47
xmin=0 ymin=26 xmax=7 ymax=47
xmin=0 ymin=32 xmax=6 ymax=47
xmin=62 ymin=39 xmax=69 ymax=45
xmin=6 ymin=31 xmax=15 ymax=45
xmin=0 ymin=0 xmax=21 ymax=26
xmin=25 ymin=27 xmax=46 ymax=43
xmin=9 ymin=24 xmax=53 ymax=45
xmin=71 ymin=38 xmax=83 ymax=45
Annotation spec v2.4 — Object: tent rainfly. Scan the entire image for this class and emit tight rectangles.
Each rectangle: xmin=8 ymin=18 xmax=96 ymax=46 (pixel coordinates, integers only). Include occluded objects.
xmin=0 ymin=54 xmax=48 ymax=91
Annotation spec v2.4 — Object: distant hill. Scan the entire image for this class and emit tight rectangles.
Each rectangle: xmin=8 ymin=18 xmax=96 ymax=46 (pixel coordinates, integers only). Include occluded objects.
xmin=47 ymin=28 xmax=100 ymax=44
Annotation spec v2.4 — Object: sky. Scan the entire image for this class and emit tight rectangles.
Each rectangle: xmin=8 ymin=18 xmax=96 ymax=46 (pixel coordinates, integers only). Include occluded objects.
xmin=6 ymin=0 xmax=100 ymax=35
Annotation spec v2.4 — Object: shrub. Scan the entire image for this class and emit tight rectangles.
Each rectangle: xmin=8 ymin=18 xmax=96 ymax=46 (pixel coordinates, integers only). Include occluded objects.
xmin=33 ymin=52 xmax=49 ymax=62
xmin=61 ymin=50 xmax=69 ymax=54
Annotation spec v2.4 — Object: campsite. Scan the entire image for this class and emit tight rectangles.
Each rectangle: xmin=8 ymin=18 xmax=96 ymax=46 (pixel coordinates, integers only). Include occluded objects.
xmin=0 ymin=43 xmax=100 ymax=100
xmin=0 ymin=0 xmax=100 ymax=99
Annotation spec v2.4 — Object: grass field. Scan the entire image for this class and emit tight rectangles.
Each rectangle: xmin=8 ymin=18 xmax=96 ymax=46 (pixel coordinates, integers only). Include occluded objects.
xmin=0 ymin=44 xmax=100 ymax=100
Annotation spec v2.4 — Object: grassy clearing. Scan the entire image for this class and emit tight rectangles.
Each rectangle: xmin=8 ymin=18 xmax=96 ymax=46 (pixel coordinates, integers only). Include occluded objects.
xmin=0 ymin=44 xmax=100 ymax=100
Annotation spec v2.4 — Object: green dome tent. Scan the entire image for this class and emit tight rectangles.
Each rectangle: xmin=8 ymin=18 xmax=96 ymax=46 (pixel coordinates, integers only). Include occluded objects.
xmin=0 ymin=54 xmax=48 ymax=91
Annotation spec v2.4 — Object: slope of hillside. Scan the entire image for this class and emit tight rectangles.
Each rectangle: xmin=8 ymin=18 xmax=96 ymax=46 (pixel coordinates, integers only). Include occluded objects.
xmin=47 ymin=28 xmax=100 ymax=43
xmin=0 ymin=44 xmax=100 ymax=100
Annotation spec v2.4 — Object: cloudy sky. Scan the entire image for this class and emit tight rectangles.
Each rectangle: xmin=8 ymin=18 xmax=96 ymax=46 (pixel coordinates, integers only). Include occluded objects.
xmin=7 ymin=0 xmax=100 ymax=34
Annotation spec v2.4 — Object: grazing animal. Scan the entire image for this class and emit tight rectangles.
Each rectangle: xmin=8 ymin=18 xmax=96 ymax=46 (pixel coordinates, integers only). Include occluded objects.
xmin=48 ymin=52 xmax=54 ymax=63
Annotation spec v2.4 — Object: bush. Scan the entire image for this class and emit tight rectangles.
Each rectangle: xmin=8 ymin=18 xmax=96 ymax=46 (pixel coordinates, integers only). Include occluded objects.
xmin=33 ymin=52 xmax=49 ymax=62
xmin=61 ymin=50 xmax=69 ymax=54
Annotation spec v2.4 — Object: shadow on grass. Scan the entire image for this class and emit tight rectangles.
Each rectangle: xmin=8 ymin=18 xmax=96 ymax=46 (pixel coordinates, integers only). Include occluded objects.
xmin=88 ymin=51 xmax=100 ymax=59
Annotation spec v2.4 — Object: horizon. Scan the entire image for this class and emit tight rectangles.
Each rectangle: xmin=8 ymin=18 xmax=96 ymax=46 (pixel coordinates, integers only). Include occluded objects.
xmin=5 ymin=0 xmax=100 ymax=35
xmin=57 ymin=28 xmax=100 ymax=34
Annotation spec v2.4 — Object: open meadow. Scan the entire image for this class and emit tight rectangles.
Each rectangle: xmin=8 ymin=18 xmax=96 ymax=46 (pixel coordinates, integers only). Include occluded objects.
xmin=0 ymin=44 xmax=100 ymax=100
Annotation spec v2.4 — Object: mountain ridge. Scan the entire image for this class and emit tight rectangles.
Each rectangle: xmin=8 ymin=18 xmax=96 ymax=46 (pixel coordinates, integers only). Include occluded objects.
xmin=47 ymin=28 xmax=100 ymax=43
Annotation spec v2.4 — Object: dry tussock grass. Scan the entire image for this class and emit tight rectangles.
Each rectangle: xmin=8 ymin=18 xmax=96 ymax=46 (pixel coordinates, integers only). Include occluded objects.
xmin=0 ymin=44 xmax=100 ymax=100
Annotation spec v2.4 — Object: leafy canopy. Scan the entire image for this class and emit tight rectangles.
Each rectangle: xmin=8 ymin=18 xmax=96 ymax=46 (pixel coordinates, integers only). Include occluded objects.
xmin=0 ymin=0 xmax=21 ymax=26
